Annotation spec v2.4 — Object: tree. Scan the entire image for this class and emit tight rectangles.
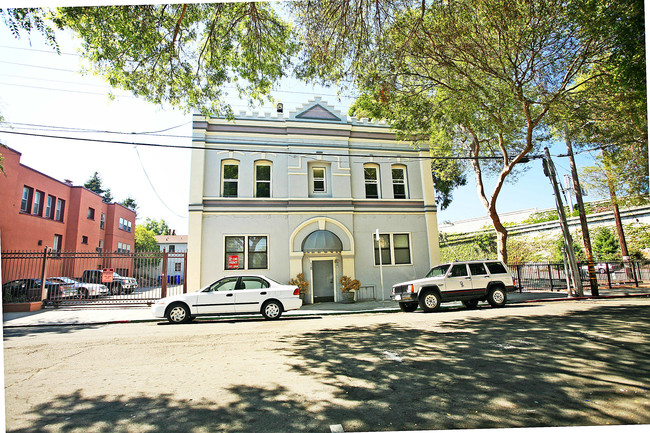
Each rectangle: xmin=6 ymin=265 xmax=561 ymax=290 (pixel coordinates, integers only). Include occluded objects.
xmin=592 ymin=227 xmax=620 ymax=261
xmin=293 ymin=0 xmax=609 ymax=262
xmin=102 ymin=188 xmax=113 ymax=204
xmin=83 ymin=171 xmax=106 ymax=195
xmin=144 ymin=218 xmax=171 ymax=236
xmin=120 ymin=196 xmax=139 ymax=212
xmin=1 ymin=4 xmax=296 ymax=117
xmin=135 ymin=225 xmax=158 ymax=252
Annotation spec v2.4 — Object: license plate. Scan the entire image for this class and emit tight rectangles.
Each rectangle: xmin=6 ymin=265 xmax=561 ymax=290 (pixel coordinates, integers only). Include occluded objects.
xmin=394 ymin=295 xmax=401 ymax=301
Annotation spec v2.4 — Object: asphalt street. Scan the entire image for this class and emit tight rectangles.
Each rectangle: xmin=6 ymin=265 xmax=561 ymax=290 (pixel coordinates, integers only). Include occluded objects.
xmin=3 ymin=297 xmax=650 ymax=433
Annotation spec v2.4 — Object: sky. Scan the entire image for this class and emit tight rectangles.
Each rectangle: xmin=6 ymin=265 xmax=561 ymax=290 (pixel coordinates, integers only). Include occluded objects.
xmin=0 ymin=11 xmax=608 ymax=235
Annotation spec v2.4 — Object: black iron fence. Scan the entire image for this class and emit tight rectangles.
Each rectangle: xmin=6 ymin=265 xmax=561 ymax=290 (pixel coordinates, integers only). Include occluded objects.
xmin=1 ymin=248 xmax=187 ymax=306
xmin=509 ymin=261 xmax=649 ymax=292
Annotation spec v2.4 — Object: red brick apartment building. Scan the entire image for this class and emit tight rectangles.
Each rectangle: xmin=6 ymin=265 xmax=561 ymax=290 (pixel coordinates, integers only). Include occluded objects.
xmin=0 ymin=146 xmax=136 ymax=278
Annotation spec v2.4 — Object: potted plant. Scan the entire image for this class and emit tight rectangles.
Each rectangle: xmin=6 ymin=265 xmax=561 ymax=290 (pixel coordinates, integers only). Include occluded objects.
xmin=288 ymin=273 xmax=310 ymax=301
xmin=339 ymin=275 xmax=361 ymax=303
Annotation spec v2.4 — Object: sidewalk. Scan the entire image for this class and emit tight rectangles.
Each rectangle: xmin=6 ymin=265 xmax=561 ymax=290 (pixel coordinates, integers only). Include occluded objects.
xmin=3 ymin=285 xmax=649 ymax=328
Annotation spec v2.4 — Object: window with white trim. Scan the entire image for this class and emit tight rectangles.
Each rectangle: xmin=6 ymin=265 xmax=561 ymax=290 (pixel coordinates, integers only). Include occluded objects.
xmin=32 ymin=190 xmax=44 ymax=216
xmin=255 ymin=161 xmax=272 ymax=198
xmin=364 ymin=164 xmax=380 ymax=199
xmin=100 ymin=213 xmax=105 ymax=229
xmin=21 ymin=186 xmax=33 ymax=213
xmin=312 ymin=167 xmax=326 ymax=193
xmin=46 ymin=195 xmax=55 ymax=219
xmin=373 ymin=233 xmax=412 ymax=266
xmin=55 ymin=199 xmax=65 ymax=221
xmin=53 ymin=234 xmax=62 ymax=252
xmin=224 ymin=235 xmax=268 ymax=270
xmin=391 ymin=165 xmax=408 ymax=199
xmin=222 ymin=160 xmax=240 ymax=197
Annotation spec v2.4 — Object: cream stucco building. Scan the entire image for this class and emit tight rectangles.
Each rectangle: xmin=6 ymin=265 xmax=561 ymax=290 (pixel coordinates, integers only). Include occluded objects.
xmin=187 ymin=98 xmax=440 ymax=303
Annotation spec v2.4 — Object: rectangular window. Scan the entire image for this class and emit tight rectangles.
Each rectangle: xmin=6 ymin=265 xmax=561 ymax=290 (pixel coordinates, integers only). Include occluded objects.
xmin=313 ymin=167 xmax=326 ymax=192
xmin=119 ymin=217 xmax=124 ymax=230
xmin=53 ymin=234 xmax=62 ymax=252
xmin=169 ymin=245 xmax=176 ymax=253
xmin=486 ymin=262 xmax=508 ymax=274
xmin=88 ymin=207 xmax=95 ymax=220
xmin=392 ymin=167 xmax=407 ymax=199
xmin=255 ymin=164 xmax=271 ymax=198
xmin=225 ymin=236 xmax=245 ymax=270
xmin=100 ymin=213 xmax=105 ymax=229
xmin=21 ymin=186 xmax=33 ymax=213
xmin=32 ymin=190 xmax=44 ymax=216
xmin=175 ymin=262 xmax=182 ymax=272
xmin=127 ymin=220 xmax=132 ymax=232
xmin=364 ymin=166 xmax=379 ymax=199
xmin=248 ymin=236 xmax=268 ymax=269
xmin=55 ymin=199 xmax=65 ymax=221
xmin=222 ymin=163 xmax=239 ymax=197
xmin=393 ymin=234 xmax=411 ymax=264
xmin=224 ymin=235 xmax=268 ymax=270
xmin=373 ymin=234 xmax=392 ymax=265
xmin=98 ymin=240 xmax=103 ymax=252
xmin=45 ymin=195 xmax=55 ymax=219
xmin=118 ymin=242 xmax=123 ymax=252
xmin=81 ymin=235 xmax=88 ymax=244
xmin=373 ymin=233 xmax=412 ymax=266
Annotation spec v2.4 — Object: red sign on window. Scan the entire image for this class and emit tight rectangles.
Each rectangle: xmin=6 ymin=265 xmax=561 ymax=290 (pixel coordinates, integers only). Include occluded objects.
xmin=102 ymin=268 xmax=114 ymax=283
xmin=227 ymin=256 xmax=239 ymax=269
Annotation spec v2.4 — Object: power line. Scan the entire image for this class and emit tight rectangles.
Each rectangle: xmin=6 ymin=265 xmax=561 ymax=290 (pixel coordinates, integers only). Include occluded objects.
xmin=0 ymin=128 xmax=537 ymax=161
xmin=133 ymin=146 xmax=187 ymax=219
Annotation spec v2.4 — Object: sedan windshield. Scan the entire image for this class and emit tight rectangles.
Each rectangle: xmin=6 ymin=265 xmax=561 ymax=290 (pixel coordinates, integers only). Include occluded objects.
xmin=426 ymin=264 xmax=450 ymax=278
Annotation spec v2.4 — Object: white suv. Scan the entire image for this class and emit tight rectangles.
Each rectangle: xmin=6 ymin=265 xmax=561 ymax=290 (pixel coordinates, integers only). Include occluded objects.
xmin=391 ymin=260 xmax=516 ymax=312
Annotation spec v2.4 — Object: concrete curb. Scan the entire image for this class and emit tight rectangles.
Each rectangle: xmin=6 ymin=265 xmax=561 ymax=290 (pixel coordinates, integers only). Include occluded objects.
xmin=3 ymin=292 xmax=649 ymax=329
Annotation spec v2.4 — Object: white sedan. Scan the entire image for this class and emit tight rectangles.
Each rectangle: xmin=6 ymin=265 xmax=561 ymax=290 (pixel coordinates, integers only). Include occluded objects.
xmin=151 ymin=275 xmax=303 ymax=323
xmin=46 ymin=277 xmax=110 ymax=298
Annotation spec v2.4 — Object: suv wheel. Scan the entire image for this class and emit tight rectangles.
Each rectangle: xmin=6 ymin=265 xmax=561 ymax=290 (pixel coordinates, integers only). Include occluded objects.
xmin=419 ymin=290 xmax=441 ymax=312
xmin=487 ymin=286 xmax=507 ymax=307
xmin=399 ymin=302 xmax=418 ymax=312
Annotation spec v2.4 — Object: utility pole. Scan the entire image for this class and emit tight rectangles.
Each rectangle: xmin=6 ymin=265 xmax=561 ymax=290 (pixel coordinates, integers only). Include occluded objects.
xmin=543 ymin=148 xmax=583 ymax=297
xmin=565 ymin=133 xmax=599 ymax=296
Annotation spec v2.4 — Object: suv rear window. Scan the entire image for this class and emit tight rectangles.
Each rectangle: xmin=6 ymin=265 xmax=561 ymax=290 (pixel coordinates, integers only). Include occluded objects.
xmin=486 ymin=262 xmax=508 ymax=274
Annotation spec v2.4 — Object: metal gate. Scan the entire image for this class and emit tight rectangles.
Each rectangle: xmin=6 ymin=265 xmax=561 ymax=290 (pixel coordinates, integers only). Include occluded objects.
xmin=1 ymin=248 xmax=187 ymax=306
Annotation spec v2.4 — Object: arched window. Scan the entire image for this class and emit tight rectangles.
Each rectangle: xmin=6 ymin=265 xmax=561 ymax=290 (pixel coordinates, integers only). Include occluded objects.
xmin=222 ymin=159 xmax=240 ymax=197
xmin=391 ymin=165 xmax=408 ymax=199
xmin=254 ymin=160 xmax=272 ymax=198
xmin=363 ymin=163 xmax=380 ymax=199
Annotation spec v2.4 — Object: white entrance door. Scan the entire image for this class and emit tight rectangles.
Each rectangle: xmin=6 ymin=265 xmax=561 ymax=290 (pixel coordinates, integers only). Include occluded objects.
xmin=312 ymin=260 xmax=335 ymax=303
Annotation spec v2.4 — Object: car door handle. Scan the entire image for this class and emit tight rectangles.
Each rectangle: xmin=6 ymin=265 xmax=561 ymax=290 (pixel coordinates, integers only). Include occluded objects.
xmin=260 ymin=292 xmax=267 ymax=295
xmin=226 ymin=293 xmax=233 ymax=297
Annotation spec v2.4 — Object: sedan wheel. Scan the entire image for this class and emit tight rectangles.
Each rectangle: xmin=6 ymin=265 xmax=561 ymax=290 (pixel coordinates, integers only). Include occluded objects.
xmin=166 ymin=303 xmax=191 ymax=324
xmin=78 ymin=288 xmax=89 ymax=299
xmin=262 ymin=300 xmax=283 ymax=320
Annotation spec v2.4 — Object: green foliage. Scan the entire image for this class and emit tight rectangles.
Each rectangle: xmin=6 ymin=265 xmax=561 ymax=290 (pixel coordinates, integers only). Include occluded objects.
xmin=84 ymin=171 xmax=106 ymax=195
xmin=120 ymin=196 xmax=139 ymax=212
xmin=134 ymin=225 xmax=158 ymax=252
xmin=550 ymin=234 xmax=587 ymax=263
xmin=56 ymin=4 xmax=296 ymax=116
xmin=144 ymin=218 xmax=171 ymax=236
xmin=624 ymin=223 xmax=650 ymax=259
xmin=592 ymin=226 xmax=621 ymax=261
xmin=102 ymin=188 xmax=113 ymax=204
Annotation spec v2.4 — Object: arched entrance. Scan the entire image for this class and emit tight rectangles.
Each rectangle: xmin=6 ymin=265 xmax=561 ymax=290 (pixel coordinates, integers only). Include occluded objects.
xmin=302 ymin=230 xmax=343 ymax=303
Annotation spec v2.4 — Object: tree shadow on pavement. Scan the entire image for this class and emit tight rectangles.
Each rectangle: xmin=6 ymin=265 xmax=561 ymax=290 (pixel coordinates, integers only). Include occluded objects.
xmin=6 ymin=304 xmax=650 ymax=433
